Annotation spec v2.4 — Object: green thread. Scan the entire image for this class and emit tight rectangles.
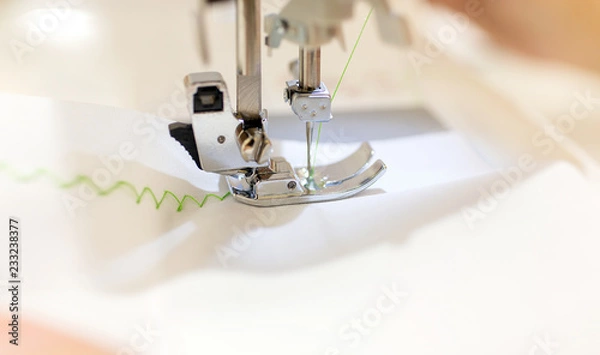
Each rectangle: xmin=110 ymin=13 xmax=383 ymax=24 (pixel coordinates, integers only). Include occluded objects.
xmin=311 ymin=7 xmax=374 ymax=176
xmin=0 ymin=162 xmax=230 ymax=212
xmin=0 ymin=9 xmax=373 ymax=209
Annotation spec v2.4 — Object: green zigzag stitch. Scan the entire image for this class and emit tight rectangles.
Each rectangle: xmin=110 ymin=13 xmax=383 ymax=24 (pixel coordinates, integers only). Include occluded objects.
xmin=0 ymin=162 xmax=230 ymax=212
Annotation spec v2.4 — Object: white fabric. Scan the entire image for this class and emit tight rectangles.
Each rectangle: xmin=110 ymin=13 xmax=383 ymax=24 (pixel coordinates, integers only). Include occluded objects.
xmin=1 ymin=88 xmax=600 ymax=354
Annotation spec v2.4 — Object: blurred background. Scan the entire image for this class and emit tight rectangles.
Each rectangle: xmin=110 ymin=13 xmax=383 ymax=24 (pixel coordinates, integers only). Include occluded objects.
xmin=2 ymin=0 xmax=600 ymax=120
xmin=2 ymin=1 xmax=600 ymax=354
xmin=0 ymin=0 xmax=422 ymax=118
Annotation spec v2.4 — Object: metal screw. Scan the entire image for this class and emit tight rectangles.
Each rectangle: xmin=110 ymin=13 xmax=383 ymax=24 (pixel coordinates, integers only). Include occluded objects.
xmin=310 ymin=110 xmax=317 ymax=117
xmin=287 ymin=181 xmax=297 ymax=190
xmin=301 ymin=104 xmax=308 ymax=110
xmin=217 ymin=135 xmax=226 ymax=144
xmin=320 ymin=104 xmax=327 ymax=110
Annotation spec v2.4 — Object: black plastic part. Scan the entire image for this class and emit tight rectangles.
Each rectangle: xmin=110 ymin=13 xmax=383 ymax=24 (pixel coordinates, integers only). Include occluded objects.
xmin=169 ymin=123 xmax=202 ymax=170
xmin=242 ymin=118 xmax=264 ymax=129
xmin=194 ymin=86 xmax=224 ymax=113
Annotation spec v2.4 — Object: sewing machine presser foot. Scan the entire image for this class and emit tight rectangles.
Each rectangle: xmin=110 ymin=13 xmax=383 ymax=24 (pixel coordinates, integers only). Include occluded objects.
xmin=169 ymin=72 xmax=386 ymax=207
xmin=226 ymin=142 xmax=386 ymax=206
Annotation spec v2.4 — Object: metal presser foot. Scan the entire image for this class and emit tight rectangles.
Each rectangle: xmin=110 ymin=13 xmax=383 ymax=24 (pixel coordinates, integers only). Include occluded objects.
xmin=168 ymin=72 xmax=386 ymax=207
xmin=168 ymin=0 xmax=391 ymax=207
xmin=227 ymin=143 xmax=386 ymax=207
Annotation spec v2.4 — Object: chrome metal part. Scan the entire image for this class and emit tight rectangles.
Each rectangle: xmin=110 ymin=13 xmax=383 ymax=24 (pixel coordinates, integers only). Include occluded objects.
xmin=298 ymin=46 xmax=322 ymax=185
xmin=305 ymin=120 xmax=315 ymax=185
xmin=196 ymin=0 xmax=210 ymax=64
xmin=236 ymin=0 xmax=262 ymax=121
xmin=226 ymin=143 xmax=387 ymax=206
xmin=184 ymin=72 xmax=271 ymax=174
xmin=284 ymin=80 xmax=332 ymax=123
xmin=237 ymin=125 xmax=272 ymax=164
xmin=299 ymin=47 xmax=321 ymax=91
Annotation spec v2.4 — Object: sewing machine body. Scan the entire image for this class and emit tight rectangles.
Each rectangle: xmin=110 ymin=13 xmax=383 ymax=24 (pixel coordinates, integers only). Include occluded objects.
xmin=169 ymin=0 xmax=411 ymax=206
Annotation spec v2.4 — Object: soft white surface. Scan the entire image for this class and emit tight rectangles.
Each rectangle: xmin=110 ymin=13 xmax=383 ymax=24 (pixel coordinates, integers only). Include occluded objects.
xmin=1 ymin=91 xmax=600 ymax=354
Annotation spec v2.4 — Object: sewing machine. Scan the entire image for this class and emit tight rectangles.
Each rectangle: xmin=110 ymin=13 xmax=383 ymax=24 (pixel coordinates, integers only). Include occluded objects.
xmin=169 ymin=0 xmax=411 ymax=206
